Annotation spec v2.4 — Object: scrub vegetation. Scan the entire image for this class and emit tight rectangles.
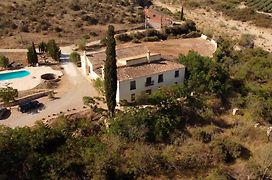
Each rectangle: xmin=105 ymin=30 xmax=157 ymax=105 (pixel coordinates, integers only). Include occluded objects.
xmin=0 ymin=0 xmax=148 ymax=48
xmin=0 ymin=36 xmax=271 ymax=179
xmin=160 ymin=0 xmax=272 ymax=28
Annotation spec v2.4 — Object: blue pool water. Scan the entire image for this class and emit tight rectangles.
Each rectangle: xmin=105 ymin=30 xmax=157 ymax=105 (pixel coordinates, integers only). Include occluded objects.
xmin=0 ymin=70 xmax=30 ymax=80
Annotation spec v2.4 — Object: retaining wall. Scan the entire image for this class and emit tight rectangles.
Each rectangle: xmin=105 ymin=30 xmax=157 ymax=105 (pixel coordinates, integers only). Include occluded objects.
xmin=0 ymin=90 xmax=53 ymax=107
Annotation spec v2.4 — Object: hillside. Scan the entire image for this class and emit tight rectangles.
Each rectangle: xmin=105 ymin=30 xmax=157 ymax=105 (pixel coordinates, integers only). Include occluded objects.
xmin=154 ymin=0 xmax=272 ymax=52
xmin=0 ymin=37 xmax=271 ymax=179
xmin=0 ymin=0 xmax=145 ymax=48
xmin=246 ymin=0 xmax=272 ymax=13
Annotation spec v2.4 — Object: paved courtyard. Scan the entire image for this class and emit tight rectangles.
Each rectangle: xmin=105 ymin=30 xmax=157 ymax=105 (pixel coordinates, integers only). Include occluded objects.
xmin=0 ymin=62 xmax=99 ymax=128
xmin=0 ymin=66 xmax=63 ymax=91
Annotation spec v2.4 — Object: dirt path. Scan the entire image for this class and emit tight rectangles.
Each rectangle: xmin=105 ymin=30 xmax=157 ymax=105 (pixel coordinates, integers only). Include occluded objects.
xmin=153 ymin=0 xmax=272 ymax=52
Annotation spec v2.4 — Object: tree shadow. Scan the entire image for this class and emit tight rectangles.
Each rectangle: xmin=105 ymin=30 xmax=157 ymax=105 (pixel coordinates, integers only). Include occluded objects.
xmin=27 ymin=104 xmax=46 ymax=114
xmin=181 ymin=108 xmax=233 ymax=129
xmin=0 ymin=109 xmax=11 ymax=120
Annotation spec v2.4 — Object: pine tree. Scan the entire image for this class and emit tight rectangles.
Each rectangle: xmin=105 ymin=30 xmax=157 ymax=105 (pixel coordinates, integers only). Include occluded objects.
xmin=27 ymin=42 xmax=38 ymax=65
xmin=104 ymin=25 xmax=117 ymax=117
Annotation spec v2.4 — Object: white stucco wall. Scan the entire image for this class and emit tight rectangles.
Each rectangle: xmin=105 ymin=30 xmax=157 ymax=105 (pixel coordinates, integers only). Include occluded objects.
xmin=116 ymin=67 xmax=185 ymax=103
xmin=80 ymin=55 xmax=87 ymax=75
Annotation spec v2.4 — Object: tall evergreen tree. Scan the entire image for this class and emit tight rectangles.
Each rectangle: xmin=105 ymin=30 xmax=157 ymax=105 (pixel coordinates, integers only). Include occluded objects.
xmin=47 ymin=39 xmax=61 ymax=61
xmin=38 ymin=41 xmax=47 ymax=53
xmin=104 ymin=25 xmax=117 ymax=117
xmin=27 ymin=42 xmax=38 ymax=65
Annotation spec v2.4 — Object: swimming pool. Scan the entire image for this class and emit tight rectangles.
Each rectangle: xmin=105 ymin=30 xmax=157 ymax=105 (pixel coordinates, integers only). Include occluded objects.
xmin=0 ymin=70 xmax=30 ymax=81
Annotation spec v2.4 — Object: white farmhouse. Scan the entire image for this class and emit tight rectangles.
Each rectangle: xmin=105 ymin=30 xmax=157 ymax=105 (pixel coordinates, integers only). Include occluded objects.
xmin=81 ymin=45 xmax=185 ymax=103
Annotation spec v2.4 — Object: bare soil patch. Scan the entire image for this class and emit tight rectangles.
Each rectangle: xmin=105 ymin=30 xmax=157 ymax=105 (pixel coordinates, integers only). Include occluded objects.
xmin=0 ymin=52 xmax=27 ymax=65
xmin=144 ymin=38 xmax=215 ymax=57
xmin=154 ymin=0 xmax=272 ymax=52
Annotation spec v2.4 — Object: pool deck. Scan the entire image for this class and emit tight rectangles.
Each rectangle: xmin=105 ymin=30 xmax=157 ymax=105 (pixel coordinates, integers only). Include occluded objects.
xmin=0 ymin=66 xmax=63 ymax=91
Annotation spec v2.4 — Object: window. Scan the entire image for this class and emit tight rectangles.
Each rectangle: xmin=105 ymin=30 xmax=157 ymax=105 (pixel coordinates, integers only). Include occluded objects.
xmin=131 ymin=94 xmax=136 ymax=102
xmin=130 ymin=80 xmax=136 ymax=90
xmin=145 ymin=77 xmax=154 ymax=87
xmin=158 ymin=74 xmax=164 ymax=83
xmin=175 ymin=70 xmax=179 ymax=78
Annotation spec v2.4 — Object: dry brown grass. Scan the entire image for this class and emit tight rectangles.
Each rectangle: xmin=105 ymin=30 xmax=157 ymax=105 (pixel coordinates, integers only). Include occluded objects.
xmin=144 ymin=38 xmax=215 ymax=57
xmin=0 ymin=0 xmax=144 ymax=48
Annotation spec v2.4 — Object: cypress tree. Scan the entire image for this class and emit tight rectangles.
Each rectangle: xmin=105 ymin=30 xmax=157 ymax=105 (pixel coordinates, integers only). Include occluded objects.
xmin=104 ymin=25 xmax=117 ymax=117
xmin=47 ymin=39 xmax=61 ymax=61
xmin=27 ymin=42 xmax=38 ymax=65
xmin=38 ymin=41 xmax=47 ymax=53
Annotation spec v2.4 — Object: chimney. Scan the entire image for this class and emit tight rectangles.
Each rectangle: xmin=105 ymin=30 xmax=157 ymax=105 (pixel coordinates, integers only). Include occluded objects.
xmin=147 ymin=50 xmax=151 ymax=63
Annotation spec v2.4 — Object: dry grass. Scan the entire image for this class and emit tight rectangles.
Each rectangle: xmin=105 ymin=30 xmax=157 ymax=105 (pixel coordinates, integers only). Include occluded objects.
xmin=0 ymin=0 xmax=144 ymax=48
xmin=0 ymin=52 xmax=27 ymax=65
xmin=144 ymin=38 xmax=216 ymax=57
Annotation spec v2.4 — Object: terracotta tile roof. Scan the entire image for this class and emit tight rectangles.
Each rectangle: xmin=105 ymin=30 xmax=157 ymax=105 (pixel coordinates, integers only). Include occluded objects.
xmin=117 ymin=60 xmax=185 ymax=81
xmin=144 ymin=8 xmax=173 ymax=28
xmin=86 ymin=45 xmax=149 ymax=69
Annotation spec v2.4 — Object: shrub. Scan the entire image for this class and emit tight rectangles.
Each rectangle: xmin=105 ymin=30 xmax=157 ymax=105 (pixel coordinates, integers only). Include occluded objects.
xmin=0 ymin=87 xmax=18 ymax=104
xmin=81 ymin=15 xmax=98 ymax=25
xmin=116 ymin=33 xmax=132 ymax=42
xmin=130 ymin=32 xmax=145 ymax=40
xmin=69 ymin=1 xmax=81 ymax=11
xmin=100 ymin=37 xmax=107 ymax=46
xmin=54 ymin=26 xmax=63 ymax=33
xmin=132 ymin=38 xmax=141 ymax=43
xmin=69 ymin=52 xmax=80 ymax=65
xmin=239 ymin=34 xmax=255 ymax=48
xmin=163 ymin=24 xmax=189 ymax=36
xmin=19 ymin=24 xmax=29 ymax=32
xmin=212 ymin=139 xmax=247 ymax=163
xmin=78 ymin=37 xmax=87 ymax=50
xmin=0 ymin=55 xmax=9 ymax=68
xmin=206 ymin=168 xmax=234 ymax=180
xmin=82 ymin=34 xmax=90 ymax=39
xmin=193 ymin=130 xmax=212 ymax=143
xmin=83 ymin=96 xmax=96 ymax=108
xmin=144 ymin=29 xmax=167 ymax=40
xmin=142 ymin=36 xmax=160 ymax=42
xmin=93 ymin=78 xmax=104 ymax=95
xmin=184 ymin=31 xmax=201 ymax=38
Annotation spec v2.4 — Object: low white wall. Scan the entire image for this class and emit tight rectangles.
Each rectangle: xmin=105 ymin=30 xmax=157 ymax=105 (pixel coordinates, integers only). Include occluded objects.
xmin=201 ymin=34 xmax=208 ymax=40
xmin=201 ymin=34 xmax=217 ymax=52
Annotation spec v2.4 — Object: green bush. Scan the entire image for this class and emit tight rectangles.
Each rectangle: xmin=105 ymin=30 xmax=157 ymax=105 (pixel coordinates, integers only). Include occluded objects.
xmin=116 ymin=33 xmax=132 ymax=42
xmin=212 ymin=139 xmax=247 ymax=163
xmin=206 ymin=168 xmax=234 ymax=180
xmin=131 ymin=38 xmax=141 ymax=43
xmin=109 ymin=107 xmax=181 ymax=142
xmin=142 ymin=36 xmax=160 ymax=42
xmin=184 ymin=31 xmax=201 ymax=38
xmin=0 ymin=55 xmax=9 ymax=68
xmin=239 ymin=34 xmax=255 ymax=48
xmin=0 ymin=87 xmax=18 ymax=104
xmin=193 ymin=130 xmax=212 ymax=143
xmin=69 ymin=52 xmax=81 ymax=65
xmin=93 ymin=78 xmax=105 ymax=95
